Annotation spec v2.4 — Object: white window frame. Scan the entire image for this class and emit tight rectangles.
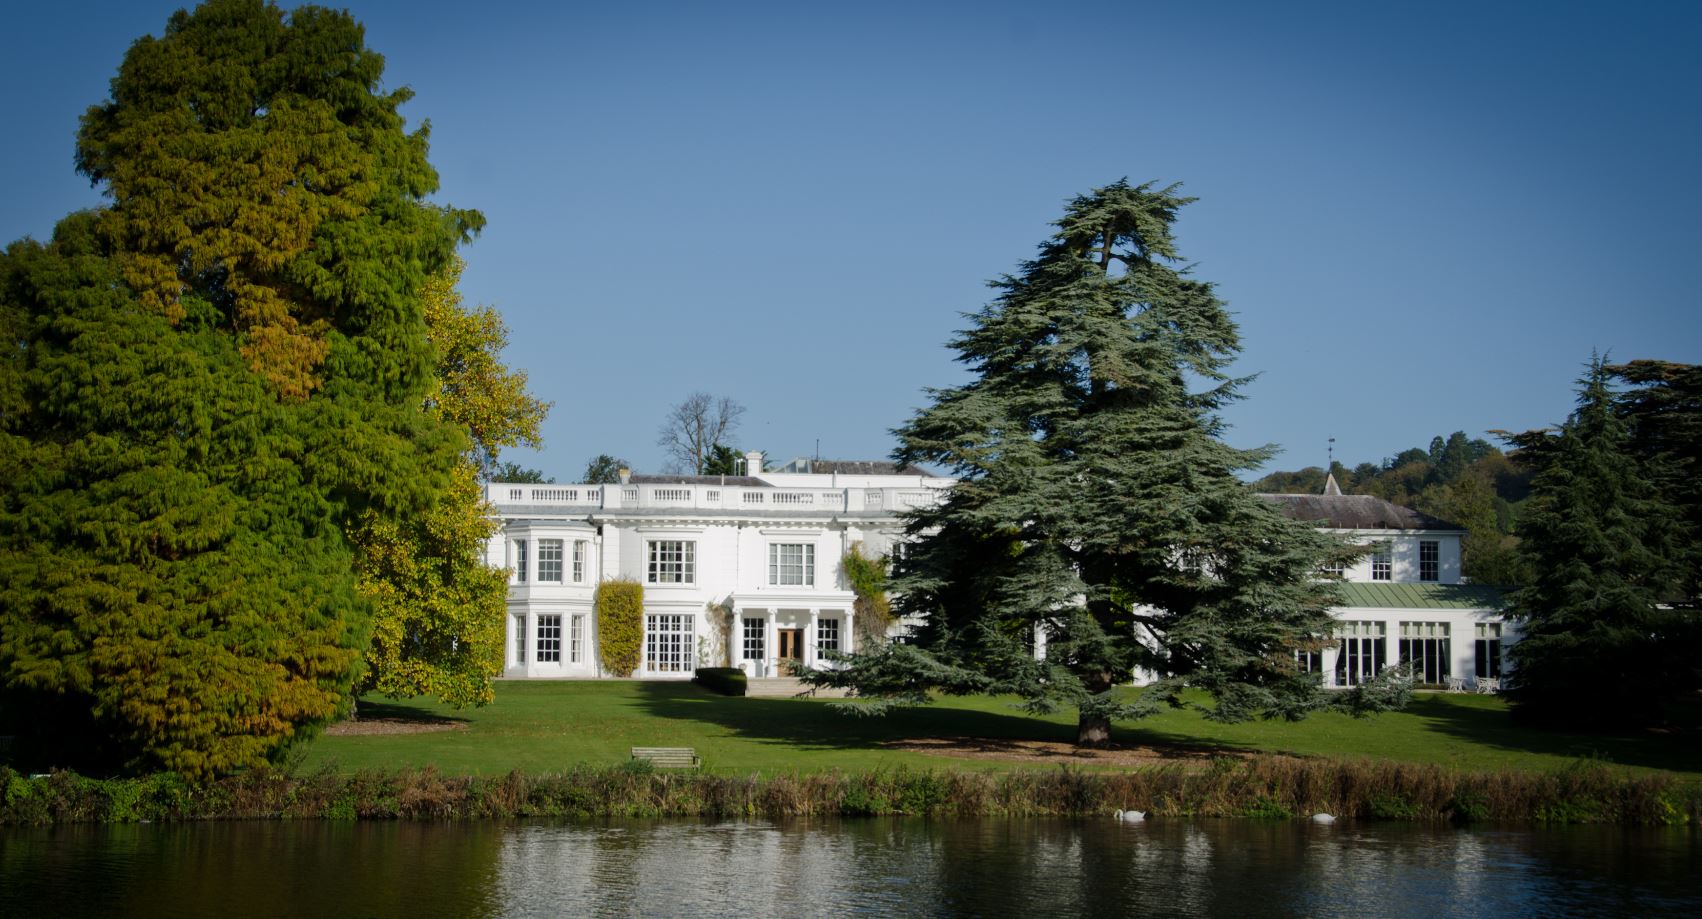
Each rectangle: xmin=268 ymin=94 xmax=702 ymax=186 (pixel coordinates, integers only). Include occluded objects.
xmin=742 ymin=617 xmax=766 ymax=661
xmin=1371 ymin=546 xmax=1392 ymax=582
xmin=645 ymin=613 xmax=695 ymax=672
xmin=572 ymin=540 xmax=586 ymax=583
xmin=1399 ymin=620 xmax=1451 ymax=684
xmin=514 ymin=613 xmax=527 ymax=665
xmin=1419 ymin=540 xmax=1439 ymax=582
xmin=536 ymin=614 xmax=562 ymax=663
xmin=648 ymin=540 xmax=696 ymax=585
xmin=538 ymin=539 xmax=564 ymax=583
xmin=513 ymin=538 xmax=528 ymax=584
xmin=1335 ymin=620 xmax=1387 ymax=686
xmin=1474 ymin=622 xmax=1502 ymax=679
xmin=570 ymin=614 xmax=584 ymax=664
xmin=768 ymin=543 xmax=815 ymax=587
xmin=817 ymin=617 xmax=840 ymax=654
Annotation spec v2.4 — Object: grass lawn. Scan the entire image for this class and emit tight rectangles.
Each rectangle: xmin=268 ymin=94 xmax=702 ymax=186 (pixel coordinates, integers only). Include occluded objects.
xmin=300 ymin=680 xmax=1701 ymax=777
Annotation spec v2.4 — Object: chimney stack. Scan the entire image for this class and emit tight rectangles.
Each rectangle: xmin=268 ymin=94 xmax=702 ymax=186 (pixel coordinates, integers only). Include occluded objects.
xmin=744 ymin=451 xmax=763 ymax=476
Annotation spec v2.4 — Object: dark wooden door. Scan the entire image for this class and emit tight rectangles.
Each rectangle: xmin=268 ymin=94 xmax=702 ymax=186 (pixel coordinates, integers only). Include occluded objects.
xmin=779 ymin=628 xmax=804 ymax=661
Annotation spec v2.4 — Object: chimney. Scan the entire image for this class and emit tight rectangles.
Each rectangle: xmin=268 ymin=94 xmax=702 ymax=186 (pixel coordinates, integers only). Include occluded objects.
xmin=744 ymin=451 xmax=763 ymax=476
xmin=617 ymin=467 xmax=631 ymax=485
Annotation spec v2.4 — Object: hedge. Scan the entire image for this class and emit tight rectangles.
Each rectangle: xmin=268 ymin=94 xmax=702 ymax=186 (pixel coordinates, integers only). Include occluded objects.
xmin=693 ymin=667 xmax=747 ymax=696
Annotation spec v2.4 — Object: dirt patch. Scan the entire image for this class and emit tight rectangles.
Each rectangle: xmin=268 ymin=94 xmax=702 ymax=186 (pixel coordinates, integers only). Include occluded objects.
xmin=883 ymin=736 xmax=1240 ymax=767
xmin=323 ymin=718 xmax=467 ymax=737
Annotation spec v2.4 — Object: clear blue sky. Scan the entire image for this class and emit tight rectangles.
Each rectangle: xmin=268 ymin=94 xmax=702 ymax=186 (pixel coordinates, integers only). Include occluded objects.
xmin=4 ymin=1 xmax=1699 ymax=479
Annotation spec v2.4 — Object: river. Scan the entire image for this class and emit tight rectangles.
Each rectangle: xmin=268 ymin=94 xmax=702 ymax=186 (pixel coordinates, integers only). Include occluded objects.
xmin=3 ymin=818 xmax=1697 ymax=917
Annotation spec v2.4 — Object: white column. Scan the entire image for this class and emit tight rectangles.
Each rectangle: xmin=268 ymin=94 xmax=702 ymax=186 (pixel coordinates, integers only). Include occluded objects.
xmin=807 ymin=608 xmax=820 ymax=668
xmin=766 ymin=607 xmax=778 ymax=678
xmin=844 ymin=608 xmax=855 ymax=655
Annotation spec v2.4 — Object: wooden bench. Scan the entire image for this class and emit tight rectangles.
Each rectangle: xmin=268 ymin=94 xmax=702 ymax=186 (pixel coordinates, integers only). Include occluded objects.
xmin=630 ymin=746 xmax=701 ymax=769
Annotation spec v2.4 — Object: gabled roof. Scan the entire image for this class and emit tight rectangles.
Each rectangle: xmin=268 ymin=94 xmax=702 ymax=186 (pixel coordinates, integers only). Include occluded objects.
xmin=1336 ymin=582 xmax=1507 ymax=610
xmin=1260 ymin=493 xmax=1463 ymax=531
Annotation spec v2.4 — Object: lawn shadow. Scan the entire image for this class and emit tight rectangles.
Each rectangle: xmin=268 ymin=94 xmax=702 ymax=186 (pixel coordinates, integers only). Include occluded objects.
xmin=628 ymin=681 xmax=1229 ymax=762
xmin=1403 ymin=694 xmax=1702 ymax=774
xmin=348 ymin=701 xmax=473 ymax=728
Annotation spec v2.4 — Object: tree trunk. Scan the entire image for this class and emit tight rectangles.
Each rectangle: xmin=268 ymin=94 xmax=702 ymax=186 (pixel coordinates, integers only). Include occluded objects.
xmin=1077 ymin=711 xmax=1112 ymax=747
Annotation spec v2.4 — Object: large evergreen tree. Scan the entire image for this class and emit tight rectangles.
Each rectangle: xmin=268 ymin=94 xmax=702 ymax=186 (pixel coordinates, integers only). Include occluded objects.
xmin=0 ymin=0 xmax=478 ymax=776
xmin=809 ymin=181 xmax=1377 ymax=745
xmin=1502 ymin=358 xmax=1688 ymax=725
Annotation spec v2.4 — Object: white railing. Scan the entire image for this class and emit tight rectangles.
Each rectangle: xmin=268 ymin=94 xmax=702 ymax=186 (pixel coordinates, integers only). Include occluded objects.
xmin=487 ymin=484 xmax=939 ymax=515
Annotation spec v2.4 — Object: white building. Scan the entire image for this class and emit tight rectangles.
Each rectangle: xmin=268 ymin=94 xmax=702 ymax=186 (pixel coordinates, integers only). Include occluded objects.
xmin=486 ymin=452 xmax=947 ymax=679
xmin=1266 ymin=475 xmax=1510 ymax=690
xmin=488 ymin=461 xmax=1508 ymax=689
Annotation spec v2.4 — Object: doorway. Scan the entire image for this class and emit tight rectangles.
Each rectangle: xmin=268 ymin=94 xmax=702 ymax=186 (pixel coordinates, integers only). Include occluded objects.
xmin=778 ymin=628 xmax=805 ymax=663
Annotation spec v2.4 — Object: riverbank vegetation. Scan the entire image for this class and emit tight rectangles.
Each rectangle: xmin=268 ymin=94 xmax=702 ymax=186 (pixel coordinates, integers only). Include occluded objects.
xmin=5 ymin=754 xmax=1698 ymax=827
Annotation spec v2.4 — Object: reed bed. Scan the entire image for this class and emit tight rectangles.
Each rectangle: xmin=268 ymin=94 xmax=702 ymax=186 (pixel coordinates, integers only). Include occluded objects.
xmin=4 ymin=756 xmax=1697 ymax=826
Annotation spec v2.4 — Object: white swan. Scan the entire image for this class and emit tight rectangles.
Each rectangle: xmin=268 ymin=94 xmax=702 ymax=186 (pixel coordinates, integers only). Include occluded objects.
xmin=1311 ymin=813 xmax=1336 ymax=824
xmin=1114 ymin=809 xmax=1146 ymax=822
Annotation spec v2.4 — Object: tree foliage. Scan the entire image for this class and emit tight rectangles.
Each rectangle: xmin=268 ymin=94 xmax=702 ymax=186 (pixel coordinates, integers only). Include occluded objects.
xmin=702 ymin=443 xmax=742 ymax=476
xmin=491 ymin=462 xmax=553 ymax=484
xmin=1608 ymin=359 xmax=1702 ymax=606
xmin=580 ymin=454 xmax=627 ymax=484
xmin=0 ymin=0 xmax=476 ymax=777
xmin=657 ymin=393 xmax=745 ymax=474
xmin=351 ymin=258 xmax=547 ymax=708
xmin=1502 ymin=358 xmax=1691 ymax=725
xmin=806 ymin=181 xmax=1367 ymax=745
xmin=595 ymin=580 xmax=644 ymax=677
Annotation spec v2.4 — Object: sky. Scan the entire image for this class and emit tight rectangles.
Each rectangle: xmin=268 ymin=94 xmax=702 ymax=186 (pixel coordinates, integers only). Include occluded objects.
xmin=4 ymin=0 xmax=1699 ymax=480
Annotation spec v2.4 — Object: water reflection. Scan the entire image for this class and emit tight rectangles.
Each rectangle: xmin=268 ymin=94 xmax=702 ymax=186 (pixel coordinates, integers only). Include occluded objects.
xmin=3 ymin=818 xmax=1697 ymax=918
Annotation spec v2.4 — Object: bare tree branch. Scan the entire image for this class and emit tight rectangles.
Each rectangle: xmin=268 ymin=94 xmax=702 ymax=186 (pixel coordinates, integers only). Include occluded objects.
xmin=657 ymin=392 xmax=746 ymax=473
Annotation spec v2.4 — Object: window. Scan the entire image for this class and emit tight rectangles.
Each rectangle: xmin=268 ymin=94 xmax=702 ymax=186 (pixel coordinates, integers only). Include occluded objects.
xmin=1474 ymin=622 xmax=1502 ymax=679
xmin=539 ymin=539 xmax=563 ymax=583
xmin=570 ymin=615 xmax=584 ymax=664
xmin=514 ymin=614 xmax=527 ymax=664
xmin=1419 ymin=541 xmax=1439 ymax=582
xmin=769 ymin=543 xmax=815 ymax=587
xmin=1295 ymin=648 xmax=1323 ymax=673
xmin=818 ymin=618 xmax=840 ymax=654
xmin=648 ymin=541 xmax=695 ymax=584
xmin=1335 ymin=621 xmax=1387 ymax=686
xmin=1399 ymin=621 xmax=1451 ymax=684
xmin=1371 ymin=547 xmax=1392 ymax=582
xmin=645 ymin=613 xmax=695 ymax=672
xmin=513 ymin=539 xmax=528 ymax=583
xmin=536 ymin=614 xmax=562 ymax=663
xmin=1319 ymin=558 xmax=1346 ymax=578
xmin=572 ymin=541 xmax=586 ymax=583
xmin=742 ymin=617 xmax=766 ymax=661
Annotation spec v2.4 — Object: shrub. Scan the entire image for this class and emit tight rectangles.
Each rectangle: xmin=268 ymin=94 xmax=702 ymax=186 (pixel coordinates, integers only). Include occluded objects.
xmin=693 ymin=667 xmax=747 ymax=696
xmin=595 ymin=580 xmax=644 ymax=676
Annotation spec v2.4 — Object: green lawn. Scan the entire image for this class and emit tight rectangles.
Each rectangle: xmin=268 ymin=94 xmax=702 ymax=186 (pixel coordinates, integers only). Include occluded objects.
xmin=300 ymin=680 xmax=1701 ymax=777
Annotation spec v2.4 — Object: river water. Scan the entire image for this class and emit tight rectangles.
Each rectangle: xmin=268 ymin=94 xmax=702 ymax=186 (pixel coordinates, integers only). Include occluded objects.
xmin=3 ymin=818 xmax=1697 ymax=918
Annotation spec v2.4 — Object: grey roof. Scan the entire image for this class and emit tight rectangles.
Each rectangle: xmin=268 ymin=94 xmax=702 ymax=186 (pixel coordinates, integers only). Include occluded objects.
xmin=629 ymin=474 xmax=769 ymax=487
xmin=1259 ymin=493 xmax=1464 ymax=531
xmin=790 ymin=459 xmax=938 ymax=476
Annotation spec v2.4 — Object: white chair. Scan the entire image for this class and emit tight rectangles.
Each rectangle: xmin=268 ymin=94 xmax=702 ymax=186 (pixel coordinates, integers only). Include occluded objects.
xmin=1476 ymin=677 xmax=1499 ymax=694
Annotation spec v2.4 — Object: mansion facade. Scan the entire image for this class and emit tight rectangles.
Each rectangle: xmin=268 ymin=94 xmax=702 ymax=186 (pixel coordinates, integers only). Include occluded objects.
xmin=487 ymin=459 xmax=1509 ymax=689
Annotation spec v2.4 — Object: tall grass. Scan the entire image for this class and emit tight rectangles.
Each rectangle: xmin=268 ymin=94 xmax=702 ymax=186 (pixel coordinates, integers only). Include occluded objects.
xmin=4 ymin=756 xmax=1697 ymax=826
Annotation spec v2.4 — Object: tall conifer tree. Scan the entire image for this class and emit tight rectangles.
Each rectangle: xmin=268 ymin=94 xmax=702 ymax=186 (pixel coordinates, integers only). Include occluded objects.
xmin=809 ymin=181 xmax=1369 ymax=745
xmin=0 ymin=0 xmax=478 ymax=776
xmin=1504 ymin=359 xmax=1689 ymax=724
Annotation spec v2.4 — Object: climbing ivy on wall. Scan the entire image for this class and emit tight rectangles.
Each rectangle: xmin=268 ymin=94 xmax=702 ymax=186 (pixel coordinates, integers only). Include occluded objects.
xmin=596 ymin=580 xmax=644 ymax=677
xmin=841 ymin=544 xmax=892 ymax=647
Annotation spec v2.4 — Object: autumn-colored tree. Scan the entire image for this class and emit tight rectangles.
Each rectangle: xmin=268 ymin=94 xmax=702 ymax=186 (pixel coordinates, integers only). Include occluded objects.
xmin=352 ymin=259 xmax=549 ymax=707
xmin=0 ymin=0 xmax=476 ymax=777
